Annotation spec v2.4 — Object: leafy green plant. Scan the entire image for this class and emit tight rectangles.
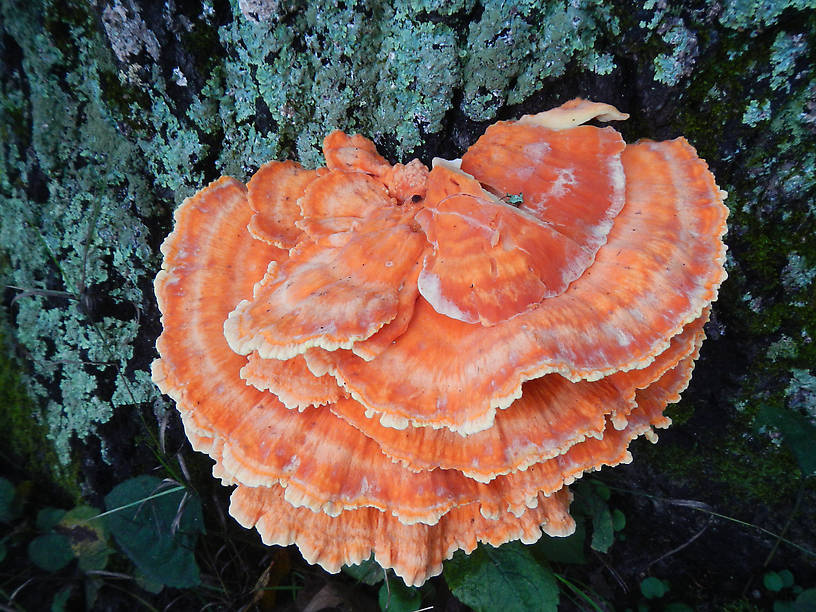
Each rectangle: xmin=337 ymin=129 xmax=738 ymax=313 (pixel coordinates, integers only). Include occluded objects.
xmin=103 ymin=475 xmax=204 ymax=589
xmin=570 ymin=480 xmax=627 ymax=555
xmin=764 ymin=569 xmax=795 ymax=592
xmin=437 ymin=478 xmax=624 ymax=612
xmin=533 ymin=522 xmax=587 ymax=565
xmin=0 ymin=470 xmax=217 ymax=611
xmin=756 ymin=404 xmax=816 ymax=477
xmin=26 ymin=503 xmax=112 ymax=574
xmin=0 ymin=477 xmax=21 ymax=525
xmin=378 ymin=574 xmax=422 ymax=612
xmin=343 ymin=555 xmax=386 ymax=585
xmin=27 ymin=532 xmax=74 ymax=572
xmin=640 ymin=576 xmax=670 ymax=599
xmin=0 ymin=477 xmax=20 ymax=564
xmin=0 ymin=478 xmax=115 ymax=610
xmin=759 ymin=568 xmax=816 ymax=612
xmin=773 ymin=588 xmax=816 ymax=612
xmin=444 ymin=541 xmax=560 ymax=612
xmin=343 ymin=556 xmax=423 ymax=611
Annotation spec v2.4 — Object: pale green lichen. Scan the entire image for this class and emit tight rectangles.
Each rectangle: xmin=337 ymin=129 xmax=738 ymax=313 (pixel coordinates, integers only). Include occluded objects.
xmin=139 ymin=86 xmax=205 ymax=195
xmin=652 ymin=22 xmax=698 ymax=86
xmin=719 ymin=0 xmax=816 ymax=30
xmin=374 ymin=15 xmax=459 ymax=152
xmin=782 ymin=253 xmax=816 ymax=292
xmin=767 ymin=335 xmax=798 ymax=361
xmin=742 ymin=98 xmax=771 ymax=126
xmin=786 ymin=369 xmax=816 ymax=422
xmin=638 ymin=1 xmax=699 ymax=86
xmin=1 ymin=0 xmax=162 ymax=466
xmin=770 ymin=31 xmax=807 ymax=92
xmin=404 ymin=0 xmax=475 ymax=13
xmin=462 ymin=1 xmax=621 ymax=121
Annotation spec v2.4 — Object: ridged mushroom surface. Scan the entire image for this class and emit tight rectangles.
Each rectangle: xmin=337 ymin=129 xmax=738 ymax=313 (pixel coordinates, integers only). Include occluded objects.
xmin=152 ymin=98 xmax=728 ymax=586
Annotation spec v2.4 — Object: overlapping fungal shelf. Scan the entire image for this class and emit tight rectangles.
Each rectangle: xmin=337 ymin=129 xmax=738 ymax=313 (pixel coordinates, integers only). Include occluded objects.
xmin=152 ymin=99 xmax=728 ymax=586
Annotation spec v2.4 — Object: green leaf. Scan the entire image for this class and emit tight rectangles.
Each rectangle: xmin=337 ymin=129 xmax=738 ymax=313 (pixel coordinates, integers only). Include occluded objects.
xmin=58 ymin=505 xmax=110 ymax=571
xmin=0 ymin=478 xmax=18 ymax=523
xmin=532 ymin=523 xmax=586 ymax=564
xmin=444 ymin=542 xmax=559 ymax=612
xmin=378 ymin=575 xmax=422 ymax=612
xmin=640 ymin=576 xmax=669 ymax=599
xmin=592 ymin=482 xmax=611 ymax=501
xmin=28 ymin=533 xmax=74 ymax=572
xmin=134 ymin=568 xmax=165 ymax=594
xmin=572 ymin=481 xmax=615 ymax=553
xmin=36 ymin=507 xmax=67 ymax=531
xmin=776 ymin=589 xmax=816 ymax=612
xmin=795 ymin=588 xmax=816 ymax=608
xmin=590 ymin=505 xmax=614 ymax=553
xmin=756 ymin=405 xmax=816 ymax=476
xmin=104 ymin=476 xmax=203 ymax=588
xmin=765 ymin=571 xmax=784 ymax=592
xmin=85 ymin=578 xmax=103 ymax=609
xmin=612 ymin=509 xmax=626 ymax=532
xmin=50 ymin=586 xmax=72 ymax=612
xmin=779 ymin=569 xmax=795 ymax=588
xmin=343 ymin=554 xmax=385 ymax=585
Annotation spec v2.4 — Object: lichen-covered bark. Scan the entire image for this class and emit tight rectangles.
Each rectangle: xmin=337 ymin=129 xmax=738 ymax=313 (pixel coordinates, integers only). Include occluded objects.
xmin=0 ymin=0 xmax=814 ymax=524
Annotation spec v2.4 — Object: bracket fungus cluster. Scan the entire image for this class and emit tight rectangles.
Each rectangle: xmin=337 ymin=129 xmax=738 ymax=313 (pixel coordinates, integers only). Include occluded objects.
xmin=152 ymin=99 xmax=728 ymax=586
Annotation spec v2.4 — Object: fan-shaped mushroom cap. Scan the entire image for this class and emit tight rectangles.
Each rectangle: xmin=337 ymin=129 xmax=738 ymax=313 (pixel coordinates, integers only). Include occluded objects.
xmin=240 ymin=353 xmax=345 ymax=410
xmin=297 ymin=171 xmax=393 ymax=223
xmin=310 ymin=138 xmax=727 ymax=435
xmin=219 ymin=341 xmax=702 ymax=525
xmin=150 ymin=178 xmax=468 ymax=524
xmin=226 ymin=347 xmax=696 ymax=587
xmin=416 ymin=180 xmax=589 ymax=326
xmin=323 ymin=131 xmax=429 ymax=203
xmin=490 ymin=350 xmax=702 ymax=514
xmin=461 ymin=105 xmax=626 ymax=254
xmin=417 ymin=114 xmax=626 ymax=325
xmin=348 ymin=256 xmax=422 ymax=361
xmin=230 ymin=485 xmax=575 ymax=587
xmin=330 ymin=376 xmax=618 ymax=481
xmin=330 ymin=312 xmax=708 ymax=481
xmin=224 ymin=207 xmax=428 ymax=361
xmin=324 ymin=131 xmax=392 ymax=176
xmin=152 ymin=176 xmax=284 ymax=425
xmin=514 ymin=98 xmax=630 ymax=130
xmin=246 ymin=161 xmax=326 ymax=248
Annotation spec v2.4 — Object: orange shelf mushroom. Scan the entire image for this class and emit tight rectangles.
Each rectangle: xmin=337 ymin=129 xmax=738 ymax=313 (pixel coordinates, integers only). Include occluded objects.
xmin=153 ymin=99 xmax=728 ymax=586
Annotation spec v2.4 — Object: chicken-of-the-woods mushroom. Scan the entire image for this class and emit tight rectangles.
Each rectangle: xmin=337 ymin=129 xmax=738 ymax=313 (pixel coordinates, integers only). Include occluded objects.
xmin=152 ymin=99 xmax=728 ymax=586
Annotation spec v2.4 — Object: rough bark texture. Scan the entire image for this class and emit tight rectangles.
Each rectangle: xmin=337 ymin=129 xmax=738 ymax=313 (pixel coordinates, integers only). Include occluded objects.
xmin=1 ymin=0 xmax=814 ymax=609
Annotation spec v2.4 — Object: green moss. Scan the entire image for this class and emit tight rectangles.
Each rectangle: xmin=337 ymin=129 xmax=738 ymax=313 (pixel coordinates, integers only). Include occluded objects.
xmin=0 ymin=316 xmax=80 ymax=499
xmin=664 ymin=398 xmax=695 ymax=427
xmin=641 ymin=414 xmax=801 ymax=506
xmin=664 ymin=4 xmax=816 ymax=465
